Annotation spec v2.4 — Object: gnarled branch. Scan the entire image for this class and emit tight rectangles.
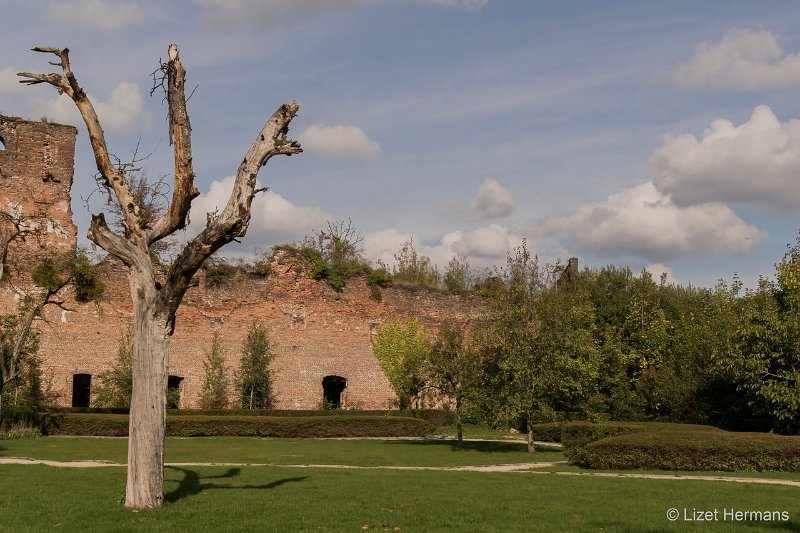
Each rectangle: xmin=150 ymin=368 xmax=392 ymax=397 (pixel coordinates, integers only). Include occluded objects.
xmin=19 ymin=47 xmax=144 ymax=242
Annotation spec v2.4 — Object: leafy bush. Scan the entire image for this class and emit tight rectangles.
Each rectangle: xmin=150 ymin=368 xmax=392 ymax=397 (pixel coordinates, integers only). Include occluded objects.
xmin=530 ymin=422 xmax=566 ymax=443
xmin=0 ymin=421 xmax=42 ymax=439
xmin=585 ymin=430 xmax=800 ymax=472
xmin=43 ymin=413 xmax=433 ymax=438
xmin=562 ymin=421 xmax=722 ymax=466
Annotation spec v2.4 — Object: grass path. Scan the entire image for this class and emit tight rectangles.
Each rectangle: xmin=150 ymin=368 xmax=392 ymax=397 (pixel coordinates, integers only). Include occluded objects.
xmin=3 ymin=456 xmax=799 ymax=487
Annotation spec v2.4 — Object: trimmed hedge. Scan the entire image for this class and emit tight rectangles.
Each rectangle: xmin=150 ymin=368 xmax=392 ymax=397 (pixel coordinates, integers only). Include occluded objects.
xmin=530 ymin=422 xmax=565 ymax=443
xmin=44 ymin=413 xmax=433 ymax=438
xmin=562 ymin=422 xmax=722 ymax=465
xmin=55 ymin=408 xmax=447 ymax=426
xmin=585 ymin=430 xmax=800 ymax=472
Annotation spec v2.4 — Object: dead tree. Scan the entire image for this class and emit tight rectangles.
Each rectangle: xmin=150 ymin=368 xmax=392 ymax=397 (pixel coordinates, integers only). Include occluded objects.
xmin=19 ymin=45 xmax=302 ymax=509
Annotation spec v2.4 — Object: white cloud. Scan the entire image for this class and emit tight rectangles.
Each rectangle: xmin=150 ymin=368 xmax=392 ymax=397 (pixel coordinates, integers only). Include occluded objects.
xmin=299 ymin=124 xmax=380 ymax=159
xmin=652 ymin=105 xmax=800 ymax=212
xmin=364 ymin=222 xmax=534 ymax=272
xmin=36 ymin=82 xmax=145 ymax=133
xmin=363 ymin=228 xmax=412 ymax=266
xmin=547 ymin=182 xmax=762 ymax=263
xmin=187 ymin=176 xmax=329 ymax=246
xmin=471 ymin=178 xmax=515 ymax=218
xmin=0 ymin=67 xmax=28 ymax=100
xmin=645 ymin=263 xmax=676 ymax=284
xmin=661 ymin=28 xmax=800 ymax=89
xmin=46 ymin=0 xmax=145 ymax=31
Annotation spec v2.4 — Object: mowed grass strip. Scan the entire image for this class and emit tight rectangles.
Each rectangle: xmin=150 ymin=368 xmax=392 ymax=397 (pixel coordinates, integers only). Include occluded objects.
xmin=0 ymin=436 xmax=565 ymax=466
xmin=1 ymin=463 xmax=797 ymax=532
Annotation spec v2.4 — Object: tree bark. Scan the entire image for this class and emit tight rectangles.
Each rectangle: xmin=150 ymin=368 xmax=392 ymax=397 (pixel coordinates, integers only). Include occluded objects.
xmin=124 ymin=273 xmax=170 ymax=508
xmin=455 ymin=397 xmax=463 ymax=447
xmin=526 ymin=410 xmax=536 ymax=453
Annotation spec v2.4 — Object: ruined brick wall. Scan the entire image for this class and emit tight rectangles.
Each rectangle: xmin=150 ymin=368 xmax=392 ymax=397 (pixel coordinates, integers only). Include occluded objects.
xmin=0 ymin=116 xmax=483 ymax=410
xmin=37 ymin=253 xmax=483 ymax=409
xmin=0 ymin=116 xmax=77 ymax=271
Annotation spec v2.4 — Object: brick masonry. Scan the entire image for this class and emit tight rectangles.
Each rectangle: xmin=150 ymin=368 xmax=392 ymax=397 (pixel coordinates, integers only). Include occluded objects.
xmin=0 ymin=116 xmax=482 ymax=409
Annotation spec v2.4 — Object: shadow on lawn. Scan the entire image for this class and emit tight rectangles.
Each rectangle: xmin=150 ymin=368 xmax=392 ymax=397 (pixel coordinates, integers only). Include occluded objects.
xmin=384 ymin=439 xmax=558 ymax=453
xmin=756 ymin=520 xmax=800 ymax=532
xmin=164 ymin=467 xmax=308 ymax=503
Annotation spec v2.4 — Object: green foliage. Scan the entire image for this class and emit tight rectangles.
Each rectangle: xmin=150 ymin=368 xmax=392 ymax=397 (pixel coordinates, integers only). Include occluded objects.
xmin=92 ymin=331 xmax=133 ymax=408
xmin=562 ymin=421 xmax=723 ymax=466
xmin=585 ymin=429 xmax=800 ymax=472
xmin=0 ymin=304 xmax=42 ymax=416
xmin=301 ymin=219 xmax=370 ymax=291
xmin=392 ymin=238 xmax=440 ymax=288
xmin=472 ymin=243 xmax=601 ymax=438
xmin=199 ymin=332 xmax=229 ymax=410
xmin=371 ymin=318 xmax=428 ymax=409
xmin=202 ymin=251 xmax=272 ymax=288
xmin=235 ymin=321 xmax=274 ymax=409
xmin=443 ymin=255 xmax=472 ymax=293
xmin=30 ymin=248 xmax=104 ymax=303
xmin=425 ymin=321 xmax=475 ymax=443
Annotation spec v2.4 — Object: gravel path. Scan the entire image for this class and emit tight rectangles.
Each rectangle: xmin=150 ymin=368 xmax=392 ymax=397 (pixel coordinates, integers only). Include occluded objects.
xmin=2 ymin=457 xmax=798 ymax=487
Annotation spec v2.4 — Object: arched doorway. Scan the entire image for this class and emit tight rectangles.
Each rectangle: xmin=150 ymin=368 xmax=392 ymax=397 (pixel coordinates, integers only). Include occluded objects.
xmin=322 ymin=375 xmax=347 ymax=409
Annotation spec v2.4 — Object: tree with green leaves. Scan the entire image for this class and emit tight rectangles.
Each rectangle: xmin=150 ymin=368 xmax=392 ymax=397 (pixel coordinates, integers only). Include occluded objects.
xmin=94 ymin=331 xmax=133 ymax=408
xmin=371 ymin=317 xmax=427 ymax=409
xmin=443 ymin=255 xmax=472 ymax=293
xmin=473 ymin=243 xmax=599 ymax=452
xmin=235 ymin=322 xmax=274 ymax=409
xmin=425 ymin=321 xmax=474 ymax=445
xmin=0 ymin=248 xmax=102 ymax=422
xmin=199 ymin=332 xmax=229 ymax=409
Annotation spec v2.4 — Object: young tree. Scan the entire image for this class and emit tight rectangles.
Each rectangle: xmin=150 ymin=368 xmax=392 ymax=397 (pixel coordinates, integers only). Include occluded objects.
xmin=235 ymin=322 xmax=274 ymax=409
xmin=19 ymin=45 xmax=301 ymax=508
xmin=473 ymin=243 xmax=599 ymax=452
xmin=443 ymin=255 xmax=472 ymax=293
xmin=371 ymin=317 xmax=427 ymax=409
xmin=393 ymin=238 xmax=440 ymax=288
xmin=93 ymin=331 xmax=134 ymax=408
xmin=425 ymin=321 xmax=474 ymax=445
xmin=199 ymin=332 xmax=229 ymax=409
xmin=0 ymin=249 xmax=102 ymax=422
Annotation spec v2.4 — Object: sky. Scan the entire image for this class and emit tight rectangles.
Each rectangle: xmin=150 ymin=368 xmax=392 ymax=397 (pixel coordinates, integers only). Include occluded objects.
xmin=1 ymin=0 xmax=800 ymax=288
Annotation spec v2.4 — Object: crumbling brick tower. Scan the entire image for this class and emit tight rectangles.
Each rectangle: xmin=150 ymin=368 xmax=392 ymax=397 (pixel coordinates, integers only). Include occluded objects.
xmin=0 ymin=115 xmax=78 ymax=274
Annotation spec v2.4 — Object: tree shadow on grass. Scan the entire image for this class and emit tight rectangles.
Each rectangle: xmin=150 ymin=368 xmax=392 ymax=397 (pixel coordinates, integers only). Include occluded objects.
xmin=754 ymin=520 xmax=800 ymax=532
xmin=383 ymin=439 xmax=553 ymax=453
xmin=164 ymin=467 xmax=308 ymax=504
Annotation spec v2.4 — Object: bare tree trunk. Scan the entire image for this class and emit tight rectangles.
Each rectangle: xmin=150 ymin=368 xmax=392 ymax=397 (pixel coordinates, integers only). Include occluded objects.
xmin=455 ymin=397 xmax=463 ymax=447
xmin=526 ymin=410 xmax=536 ymax=453
xmin=124 ymin=274 xmax=170 ymax=509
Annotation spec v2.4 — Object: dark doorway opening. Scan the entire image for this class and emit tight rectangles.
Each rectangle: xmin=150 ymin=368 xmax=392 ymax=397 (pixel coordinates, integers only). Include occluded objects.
xmin=72 ymin=374 xmax=91 ymax=407
xmin=322 ymin=375 xmax=347 ymax=409
xmin=167 ymin=375 xmax=184 ymax=409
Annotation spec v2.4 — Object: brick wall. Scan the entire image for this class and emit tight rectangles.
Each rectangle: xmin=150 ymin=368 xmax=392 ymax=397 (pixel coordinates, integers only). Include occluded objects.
xmin=37 ymin=253 xmax=483 ymax=409
xmin=0 ymin=115 xmax=77 ymax=272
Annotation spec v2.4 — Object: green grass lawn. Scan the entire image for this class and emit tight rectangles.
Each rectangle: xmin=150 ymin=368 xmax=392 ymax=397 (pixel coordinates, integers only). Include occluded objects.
xmin=1 ymin=436 xmax=798 ymax=532
xmin=0 ymin=436 xmax=565 ymax=466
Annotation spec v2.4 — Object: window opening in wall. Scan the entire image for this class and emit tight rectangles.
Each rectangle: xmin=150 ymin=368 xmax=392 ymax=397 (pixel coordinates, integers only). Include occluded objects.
xmin=322 ymin=375 xmax=347 ymax=409
xmin=167 ymin=375 xmax=184 ymax=409
xmin=72 ymin=373 xmax=91 ymax=408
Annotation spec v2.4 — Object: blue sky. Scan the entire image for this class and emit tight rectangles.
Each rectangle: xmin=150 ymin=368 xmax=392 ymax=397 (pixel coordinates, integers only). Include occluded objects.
xmin=2 ymin=0 xmax=800 ymax=288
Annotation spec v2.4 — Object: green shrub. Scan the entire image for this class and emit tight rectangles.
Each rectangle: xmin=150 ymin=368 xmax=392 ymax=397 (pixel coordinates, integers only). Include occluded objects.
xmin=43 ymin=413 xmax=433 ymax=438
xmin=585 ymin=430 xmax=800 ymax=472
xmin=531 ymin=422 xmax=565 ymax=443
xmin=562 ymin=421 xmax=721 ymax=466
xmin=0 ymin=422 xmax=42 ymax=439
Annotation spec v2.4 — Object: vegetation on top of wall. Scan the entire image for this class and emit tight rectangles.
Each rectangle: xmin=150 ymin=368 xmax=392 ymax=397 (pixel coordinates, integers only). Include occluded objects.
xmin=201 ymin=250 xmax=272 ymax=289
